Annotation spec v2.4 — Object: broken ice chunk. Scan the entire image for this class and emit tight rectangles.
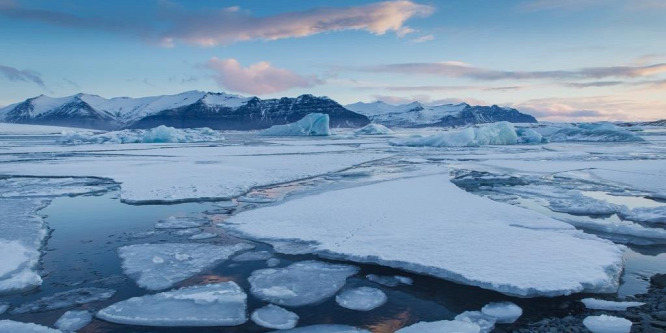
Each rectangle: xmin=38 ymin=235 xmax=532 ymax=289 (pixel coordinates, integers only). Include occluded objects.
xmin=251 ymin=304 xmax=299 ymax=330
xmin=259 ymin=113 xmax=330 ymax=136
xmin=618 ymin=206 xmax=666 ymax=224
xmin=455 ymin=311 xmax=496 ymax=333
xmin=354 ymin=124 xmax=392 ymax=136
xmin=583 ymin=315 xmax=632 ymax=333
xmin=96 ymin=282 xmax=247 ymax=327
xmin=480 ymin=302 xmax=522 ymax=324
xmin=119 ymin=243 xmax=253 ymax=290
xmin=0 ymin=320 xmax=62 ymax=333
xmin=54 ymin=310 xmax=93 ymax=332
xmin=366 ymin=274 xmax=412 ymax=287
xmin=154 ymin=216 xmax=205 ymax=229
xmin=266 ymin=258 xmax=281 ymax=267
xmin=188 ymin=232 xmax=217 ymax=240
xmin=278 ymin=324 xmax=370 ymax=332
xmin=233 ymin=251 xmax=273 ymax=262
xmin=581 ymin=298 xmax=644 ymax=311
xmin=396 ymin=320 xmax=481 ymax=333
xmin=11 ymin=287 xmax=116 ymax=314
xmin=0 ymin=303 xmax=8 ymax=314
xmin=335 ymin=287 xmax=387 ymax=311
xmin=248 ymin=260 xmax=359 ymax=306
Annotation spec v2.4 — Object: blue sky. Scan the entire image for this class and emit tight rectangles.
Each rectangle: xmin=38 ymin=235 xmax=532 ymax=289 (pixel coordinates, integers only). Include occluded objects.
xmin=0 ymin=0 xmax=665 ymax=121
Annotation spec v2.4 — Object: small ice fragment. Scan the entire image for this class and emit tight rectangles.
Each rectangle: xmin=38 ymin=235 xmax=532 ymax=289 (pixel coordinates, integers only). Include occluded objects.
xmin=266 ymin=258 xmax=281 ymax=267
xmin=188 ymin=232 xmax=217 ymax=240
xmin=396 ymin=320 xmax=481 ymax=333
xmin=394 ymin=276 xmax=413 ymax=285
xmin=278 ymin=324 xmax=370 ymax=332
xmin=366 ymin=274 xmax=413 ymax=287
xmin=455 ymin=311 xmax=496 ymax=333
xmin=581 ymin=298 xmax=644 ymax=311
xmin=583 ymin=315 xmax=632 ymax=333
xmin=11 ymin=287 xmax=116 ymax=314
xmin=233 ymin=251 xmax=273 ymax=262
xmin=249 ymin=260 xmax=358 ymax=306
xmin=96 ymin=282 xmax=247 ymax=327
xmin=335 ymin=287 xmax=387 ymax=311
xmin=155 ymin=216 xmax=205 ymax=229
xmin=54 ymin=310 xmax=93 ymax=332
xmin=480 ymin=301 xmax=522 ymax=324
xmin=251 ymin=304 xmax=299 ymax=330
xmin=0 ymin=320 xmax=62 ymax=333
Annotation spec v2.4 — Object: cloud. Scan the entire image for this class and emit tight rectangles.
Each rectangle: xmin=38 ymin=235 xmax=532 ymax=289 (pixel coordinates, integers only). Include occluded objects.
xmin=205 ymin=58 xmax=322 ymax=95
xmin=563 ymin=78 xmax=666 ymax=89
xmin=516 ymin=0 xmax=666 ymax=12
xmin=362 ymin=61 xmax=666 ymax=81
xmin=513 ymin=96 xmax=666 ymax=122
xmin=411 ymin=34 xmax=434 ymax=43
xmin=1 ymin=1 xmax=434 ymax=47
xmin=0 ymin=64 xmax=45 ymax=88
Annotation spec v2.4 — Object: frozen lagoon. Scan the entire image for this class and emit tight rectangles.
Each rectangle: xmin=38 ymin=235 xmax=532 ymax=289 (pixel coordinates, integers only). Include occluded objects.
xmin=0 ymin=124 xmax=665 ymax=331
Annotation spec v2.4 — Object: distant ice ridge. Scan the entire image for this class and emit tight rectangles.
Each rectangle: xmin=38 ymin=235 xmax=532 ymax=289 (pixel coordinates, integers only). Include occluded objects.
xmin=354 ymin=124 xmax=392 ymax=135
xmin=390 ymin=122 xmax=542 ymax=147
xmin=226 ymin=172 xmax=624 ymax=297
xmin=547 ymin=123 xmax=644 ymax=142
xmin=96 ymin=282 xmax=248 ymax=327
xmin=59 ymin=125 xmax=224 ymax=144
xmin=118 ymin=243 xmax=253 ymax=290
xmin=260 ymin=113 xmax=330 ymax=136
xmin=583 ymin=315 xmax=632 ymax=333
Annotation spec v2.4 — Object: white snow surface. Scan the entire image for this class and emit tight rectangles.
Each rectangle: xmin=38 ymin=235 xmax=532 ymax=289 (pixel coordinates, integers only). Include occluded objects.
xmin=480 ymin=302 xmax=523 ymax=324
xmin=118 ymin=243 xmax=253 ymax=290
xmin=226 ymin=172 xmax=624 ymax=297
xmin=390 ymin=122 xmax=520 ymax=147
xmin=335 ymin=287 xmax=387 ymax=311
xmin=354 ymin=124 xmax=392 ymax=135
xmin=581 ymin=298 xmax=645 ymax=311
xmin=96 ymin=282 xmax=248 ymax=327
xmin=583 ymin=315 xmax=632 ymax=333
xmin=251 ymin=304 xmax=299 ymax=330
xmin=0 ymin=320 xmax=62 ymax=333
xmin=260 ymin=113 xmax=331 ymax=136
xmin=396 ymin=320 xmax=481 ymax=333
xmin=59 ymin=126 xmax=224 ymax=144
xmin=54 ymin=310 xmax=93 ymax=332
xmin=248 ymin=260 xmax=359 ymax=307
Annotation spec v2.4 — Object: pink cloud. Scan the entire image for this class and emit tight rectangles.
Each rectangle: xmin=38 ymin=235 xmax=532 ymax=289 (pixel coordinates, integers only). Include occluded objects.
xmin=513 ymin=96 xmax=666 ymax=122
xmin=205 ymin=58 xmax=321 ymax=95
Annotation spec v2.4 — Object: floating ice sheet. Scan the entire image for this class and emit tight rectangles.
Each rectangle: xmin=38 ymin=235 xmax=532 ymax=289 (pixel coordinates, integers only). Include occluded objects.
xmin=233 ymin=251 xmax=273 ymax=262
xmin=278 ymin=324 xmax=370 ymax=333
xmin=0 ymin=320 xmax=62 ymax=333
xmin=54 ymin=310 xmax=93 ymax=332
xmin=154 ymin=216 xmax=206 ymax=229
xmin=481 ymin=302 xmax=522 ymax=324
xmin=11 ymin=287 xmax=116 ymax=314
xmin=581 ymin=298 xmax=644 ymax=311
xmin=335 ymin=287 xmax=387 ymax=311
xmin=396 ymin=320 xmax=481 ymax=333
xmin=583 ymin=315 xmax=632 ymax=333
xmin=251 ymin=304 xmax=299 ymax=330
xmin=455 ymin=311 xmax=496 ymax=333
xmin=366 ymin=274 xmax=412 ymax=287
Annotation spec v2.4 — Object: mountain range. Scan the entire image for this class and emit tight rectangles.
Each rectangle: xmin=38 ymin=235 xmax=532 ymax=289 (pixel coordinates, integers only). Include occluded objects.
xmin=0 ymin=91 xmax=538 ymax=130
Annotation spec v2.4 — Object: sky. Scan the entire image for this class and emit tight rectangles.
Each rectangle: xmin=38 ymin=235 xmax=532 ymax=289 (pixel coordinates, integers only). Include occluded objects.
xmin=0 ymin=0 xmax=665 ymax=121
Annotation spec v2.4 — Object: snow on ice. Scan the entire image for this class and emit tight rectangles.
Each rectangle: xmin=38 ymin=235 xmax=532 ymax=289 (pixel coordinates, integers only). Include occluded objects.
xmin=118 ymin=243 xmax=253 ymax=290
xmin=250 ymin=304 xmax=299 ymax=330
xmin=59 ymin=126 xmax=224 ymax=144
xmin=581 ymin=298 xmax=645 ymax=311
xmin=54 ymin=310 xmax=93 ymax=332
xmin=260 ymin=113 xmax=331 ymax=136
xmin=248 ymin=260 xmax=359 ymax=306
xmin=583 ymin=315 xmax=632 ymax=333
xmin=226 ymin=172 xmax=624 ymax=297
xmin=96 ymin=282 xmax=247 ymax=327
xmin=335 ymin=287 xmax=387 ymax=311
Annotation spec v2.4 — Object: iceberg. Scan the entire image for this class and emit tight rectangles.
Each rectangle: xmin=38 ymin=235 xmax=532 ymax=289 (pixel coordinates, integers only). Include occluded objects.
xmin=278 ymin=325 xmax=370 ymax=333
xmin=54 ymin=310 xmax=93 ymax=332
xmin=335 ymin=287 xmax=387 ymax=311
xmin=11 ymin=287 xmax=116 ymax=314
xmin=581 ymin=298 xmax=644 ymax=311
xmin=251 ymin=304 xmax=299 ymax=330
xmin=548 ymin=123 xmax=644 ymax=142
xmin=96 ymin=282 xmax=247 ymax=327
xmin=58 ymin=125 xmax=224 ymax=145
xmin=583 ymin=315 xmax=632 ymax=333
xmin=259 ymin=113 xmax=331 ymax=136
xmin=480 ymin=302 xmax=522 ymax=324
xmin=390 ymin=122 xmax=519 ymax=147
xmin=0 ymin=320 xmax=62 ymax=333
xmin=455 ymin=311 xmax=496 ymax=333
xmin=248 ymin=260 xmax=359 ymax=306
xmin=118 ymin=243 xmax=253 ymax=290
xmin=354 ymin=124 xmax=393 ymax=135
xmin=225 ymin=172 xmax=624 ymax=297
xmin=396 ymin=320 xmax=481 ymax=333
xmin=516 ymin=127 xmax=545 ymax=144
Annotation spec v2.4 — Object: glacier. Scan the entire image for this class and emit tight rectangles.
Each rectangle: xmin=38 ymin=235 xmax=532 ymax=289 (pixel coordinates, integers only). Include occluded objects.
xmin=59 ymin=125 xmax=224 ymax=144
xmin=251 ymin=304 xmax=299 ymax=329
xmin=335 ymin=287 xmax=387 ymax=311
xmin=225 ymin=172 xmax=624 ymax=297
xmin=96 ymin=282 xmax=248 ymax=327
xmin=260 ymin=113 xmax=331 ymax=136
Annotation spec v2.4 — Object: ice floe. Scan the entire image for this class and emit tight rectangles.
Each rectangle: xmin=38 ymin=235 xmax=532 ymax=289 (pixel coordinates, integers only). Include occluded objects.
xmin=267 ymin=258 xmax=281 ymax=267
xmin=11 ymin=287 xmax=116 ymax=314
xmin=154 ymin=216 xmax=206 ymax=229
xmin=188 ymin=232 xmax=217 ymax=240
xmin=226 ymin=172 xmax=624 ymax=297
xmin=59 ymin=126 xmax=224 ymax=144
xmin=118 ymin=243 xmax=253 ymax=290
xmin=96 ymin=282 xmax=247 ymax=327
xmin=366 ymin=274 xmax=412 ymax=287
xmin=583 ymin=315 xmax=632 ymax=333
xmin=278 ymin=325 xmax=370 ymax=332
xmin=0 ymin=303 xmax=7 ymax=314
xmin=248 ymin=260 xmax=359 ymax=306
xmin=260 ymin=113 xmax=331 ymax=136
xmin=547 ymin=123 xmax=644 ymax=142
xmin=54 ymin=310 xmax=93 ymax=332
xmin=581 ymin=298 xmax=644 ymax=311
xmin=480 ymin=302 xmax=522 ymax=324
xmin=232 ymin=251 xmax=273 ymax=262
xmin=354 ymin=124 xmax=392 ymax=135
xmin=390 ymin=122 xmax=519 ymax=147
xmin=396 ymin=320 xmax=481 ymax=333
xmin=0 ymin=320 xmax=62 ymax=333
xmin=335 ymin=287 xmax=387 ymax=311
xmin=251 ymin=304 xmax=299 ymax=329
xmin=455 ymin=311 xmax=496 ymax=333
xmin=618 ymin=206 xmax=666 ymax=224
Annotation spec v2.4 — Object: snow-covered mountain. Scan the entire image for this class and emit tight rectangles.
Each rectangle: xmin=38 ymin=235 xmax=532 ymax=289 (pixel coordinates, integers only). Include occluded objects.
xmin=346 ymin=101 xmax=537 ymax=127
xmin=0 ymin=91 xmax=370 ymax=130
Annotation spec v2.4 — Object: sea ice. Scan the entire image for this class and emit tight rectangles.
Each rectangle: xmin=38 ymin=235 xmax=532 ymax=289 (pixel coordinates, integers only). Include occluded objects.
xmin=251 ymin=304 xmax=299 ymax=329
xmin=188 ymin=232 xmax=217 ymax=240
xmin=583 ymin=315 xmax=632 ymax=333
xmin=11 ymin=287 xmax=116 ymax=314
xmin=548 ymin=123 xmax=643 ymax=142
xmin=278 ymin=325 xmax=370 ymax=333
xmin=366 ymin=274 xmax=412 ymax=287
xmin=0 ymin=320 xmax=62 ymax=333
xmin=267 ymin=258 xmax=281 ymax=267
xmin=0 ymin=303 xmax=8 ymax=314
xmin=232 ymin=251 xmax=273 ymax=262
xmin=226 ymin=172 xmax=624 ymax=297
xmin=54 ymin=310 xmax=93 ymax=332
xmin=96 ymin=282 xmax=247 ymax=327
xmin=618 ymin=206 xmax=666 ymax=224
xmin=154 ymin=216 xmax=206 ymax=229
xmin=248 ymin=260 xmax=359 ymax=306
xmin=455 ymin=311 xmax=496 ymax=333
xmin=260 ymin=113 xmax=331 ymax=136
xmin=59 ymin=126 xmax=224 ymax=144
xmin=354 ymin=124 xmax=392 ymax=135
xmin=396 ymin=320 xmax=481 ymax=333
xmin=391 ymin=122 xmax=519 ymax=147
xmin=480 ymin=302 xmax=523 ymax=324
xmin=118 ymin=243 xmax=253 ymax=290
xmin=581 ymin=298 xmax=644 ymax=311
xmin=335 ymin=287 xmax=387 ymax=311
